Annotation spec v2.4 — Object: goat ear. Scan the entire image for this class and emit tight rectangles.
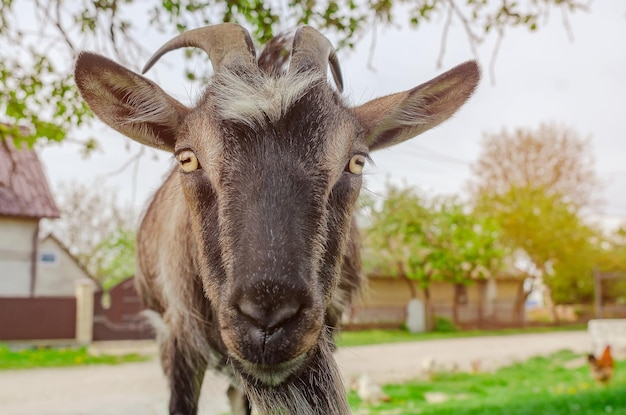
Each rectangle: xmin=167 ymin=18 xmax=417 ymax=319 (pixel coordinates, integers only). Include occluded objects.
xmin=75 ymin=52 xmax=189 ymax=152
xmin=354 ymin=61 xmax=480 ymax=151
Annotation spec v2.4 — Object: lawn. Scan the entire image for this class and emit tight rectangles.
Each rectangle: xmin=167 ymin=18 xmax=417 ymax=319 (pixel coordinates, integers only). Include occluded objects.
xmin=336 ymin=325 xmax=586 ymax=348
xmin=1 ymin=326 xmax=586 ymax=370
xmin=0 ymin=344 xmax=146 ymax=369
xmin=348 ymin=350 xmax=626 ymax=415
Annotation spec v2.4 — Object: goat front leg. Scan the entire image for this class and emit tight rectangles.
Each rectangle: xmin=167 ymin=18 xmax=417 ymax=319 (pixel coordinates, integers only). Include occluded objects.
xmin=162 ymin=337 xmax=207 ymax=415
xmin=227 ymin=384 xmax=252 ymax=415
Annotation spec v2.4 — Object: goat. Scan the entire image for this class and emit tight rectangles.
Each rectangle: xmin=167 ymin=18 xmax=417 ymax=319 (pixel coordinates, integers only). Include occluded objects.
xmin=74 ymin=23 xmax=479 ymax=415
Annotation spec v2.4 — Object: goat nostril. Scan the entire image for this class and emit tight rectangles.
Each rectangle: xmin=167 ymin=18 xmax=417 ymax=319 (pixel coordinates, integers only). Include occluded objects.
xmin=238 ymin=300 xmax=264 ymax=324
xmin=237 ymin=299 xmax=301 ymax=330
xmin=268 ymin=302 xmax=300 ymax=329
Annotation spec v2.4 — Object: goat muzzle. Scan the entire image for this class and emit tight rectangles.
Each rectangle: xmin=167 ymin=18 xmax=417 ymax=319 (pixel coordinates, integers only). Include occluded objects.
xmin=220 ymin=280 xmax=324 ymax=384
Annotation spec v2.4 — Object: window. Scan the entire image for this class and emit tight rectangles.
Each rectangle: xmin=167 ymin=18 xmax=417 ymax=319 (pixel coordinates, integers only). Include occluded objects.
xmin=39 ymin=251 xmax=59 ymax=266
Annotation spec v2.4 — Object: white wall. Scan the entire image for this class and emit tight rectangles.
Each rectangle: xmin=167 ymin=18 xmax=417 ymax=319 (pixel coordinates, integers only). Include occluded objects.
xmin=35 ymin=237 xmax=94 ymax=296
xmin=0 ymin=216 xmax=38 ymax=297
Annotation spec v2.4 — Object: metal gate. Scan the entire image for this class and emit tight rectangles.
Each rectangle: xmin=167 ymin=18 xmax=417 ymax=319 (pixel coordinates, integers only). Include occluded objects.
xmin=92 ymin=277 xmax=154 ymax=341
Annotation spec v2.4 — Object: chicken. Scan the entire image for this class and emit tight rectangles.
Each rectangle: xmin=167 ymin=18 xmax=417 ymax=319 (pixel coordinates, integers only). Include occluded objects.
xmin=588 ymin=345 xmax=614 ymax=384
xmin=353 ymin=374 xmax=391 ymax=405
xmin=470 ymin=359 xmax=482 ymax=374
xmin=421 ymin=356 xmax=436 ymax=379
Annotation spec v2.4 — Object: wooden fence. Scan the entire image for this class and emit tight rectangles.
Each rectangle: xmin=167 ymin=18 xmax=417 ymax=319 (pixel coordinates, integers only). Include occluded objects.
xmin=0 ymin=277 xmax=154 ymax=342
xmin=0 ymin=297 xmax=76 ymax=340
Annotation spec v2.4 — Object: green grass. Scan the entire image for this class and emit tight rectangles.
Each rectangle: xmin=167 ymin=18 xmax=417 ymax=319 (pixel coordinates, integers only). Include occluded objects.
xmin=0 ymin=325 xmax=587 ymax=371
xmin=336 ymin=325 xmax=587 ymax=348
xmin=348 ymin=350 xmax=626 ymax=414
xmin=0 ymin=344 xmax=147 ymax=370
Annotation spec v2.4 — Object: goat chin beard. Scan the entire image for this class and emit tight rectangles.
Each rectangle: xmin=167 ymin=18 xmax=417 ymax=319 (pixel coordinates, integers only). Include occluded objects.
xmin=235 ymin=335 xmax=351 ymax=415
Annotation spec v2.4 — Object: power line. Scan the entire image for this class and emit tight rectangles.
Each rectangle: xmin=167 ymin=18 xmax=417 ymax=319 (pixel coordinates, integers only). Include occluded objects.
xmin=401 ymin=144 xmax=471 ymax=166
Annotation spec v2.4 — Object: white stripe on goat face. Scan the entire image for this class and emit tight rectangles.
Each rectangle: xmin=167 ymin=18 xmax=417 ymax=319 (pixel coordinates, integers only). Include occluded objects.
xmin=210 ymin=67 xmax=325 ymax=128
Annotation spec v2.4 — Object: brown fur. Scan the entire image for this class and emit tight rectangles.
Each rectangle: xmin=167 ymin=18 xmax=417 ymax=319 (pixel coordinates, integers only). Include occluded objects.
xmin=75 ymin=25 xmax=480 ymax=415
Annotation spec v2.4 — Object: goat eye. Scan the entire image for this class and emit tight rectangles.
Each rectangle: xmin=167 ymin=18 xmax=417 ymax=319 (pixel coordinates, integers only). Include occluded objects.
xmin=346 ymin=154 xmax=365 ymax=175
xmin=177 ymin=150 xmax=200 ymax=173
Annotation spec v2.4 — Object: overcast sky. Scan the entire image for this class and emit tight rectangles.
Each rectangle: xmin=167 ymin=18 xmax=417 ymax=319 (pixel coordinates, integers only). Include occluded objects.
xmin=38 ymin=2 xmax=626 ymax=226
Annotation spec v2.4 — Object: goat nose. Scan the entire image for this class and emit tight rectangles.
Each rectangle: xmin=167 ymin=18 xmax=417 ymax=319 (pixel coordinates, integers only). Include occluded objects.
xmin=237 ymin=298 xmax=301 ymax=330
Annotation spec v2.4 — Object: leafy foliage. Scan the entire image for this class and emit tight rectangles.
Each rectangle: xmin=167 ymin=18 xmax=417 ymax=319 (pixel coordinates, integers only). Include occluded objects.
xmin=362 ymin=185 xmax=434 ymax=292
xmin=593 ymin=226 xmax=626 ymax=306
xmin=362 ymin=183 xmax=505 ymax=295
xmin=597 ymin=226 xmax=626 ymax=272
xmin=476 ymin=186 xmax=596 ymax=303
xmin=433 ymin=316 xmax=460 ymax=333
xmin=0 ymin=0 xmax=588 ymax=147
xmin=470 ymin=124 xmax=603 ymax=304
xmin=94 ymin=228 xmax=137 ymax=290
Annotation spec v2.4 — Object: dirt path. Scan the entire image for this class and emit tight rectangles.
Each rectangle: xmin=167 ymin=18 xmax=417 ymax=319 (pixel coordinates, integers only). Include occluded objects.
xmin=0 ymin=331 xmax=590 ymax=415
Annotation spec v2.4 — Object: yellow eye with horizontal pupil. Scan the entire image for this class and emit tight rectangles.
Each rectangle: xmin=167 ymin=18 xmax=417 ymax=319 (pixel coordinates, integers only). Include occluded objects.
xmin=177 ymin=150 xmax=199 ymax=173
xmin=347 ymin=154 xmax=366 ymax=175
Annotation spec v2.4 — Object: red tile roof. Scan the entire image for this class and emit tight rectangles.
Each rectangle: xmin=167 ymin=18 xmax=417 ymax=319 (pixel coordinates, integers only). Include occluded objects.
xmin=0 ymin=135 xmax=60 ymax=219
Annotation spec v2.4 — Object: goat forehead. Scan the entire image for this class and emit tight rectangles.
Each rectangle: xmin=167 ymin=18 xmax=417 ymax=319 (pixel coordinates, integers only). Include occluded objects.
xmin=218 ymin=115 xmax=357 ymax=179
xmin=207 ymin=83 xmax=356 ymax=160
xmin=208 ymin=67 xmax=334 ymax=129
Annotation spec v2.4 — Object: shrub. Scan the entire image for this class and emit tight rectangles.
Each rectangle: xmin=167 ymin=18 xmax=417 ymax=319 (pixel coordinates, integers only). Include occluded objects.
xmin=433 ymin=316 xmax=460 ymax=333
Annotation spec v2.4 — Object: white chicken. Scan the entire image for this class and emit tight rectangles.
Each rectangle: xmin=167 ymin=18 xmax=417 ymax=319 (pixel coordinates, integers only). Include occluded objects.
xmin=353 ymin=374 xmax=391 ymax=405
xmin=422 ymin=356 xmax=437 ymax=379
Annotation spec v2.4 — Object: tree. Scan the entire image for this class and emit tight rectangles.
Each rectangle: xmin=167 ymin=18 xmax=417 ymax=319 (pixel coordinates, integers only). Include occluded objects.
xmin=93 ymin=228 xmax=136 ymax=290
xmin=592 ymin=225 xmax=626 ymax=308
xmin=476 ymin=185 xmax=596 ymax=304
xmin=471 ymin=123 xmax=599 ymax=209
xmin=1 ymin=0 xmax=588 ymax=148
xmin=41 ymin=181 xmax=137 ymax=289
xmin=361 ymin=185 xmax=435 ymax=300
xmin=362 ymin=183 xmax=505 ymax=325
xmin=470 ymin=124 xmax=601 ymax=309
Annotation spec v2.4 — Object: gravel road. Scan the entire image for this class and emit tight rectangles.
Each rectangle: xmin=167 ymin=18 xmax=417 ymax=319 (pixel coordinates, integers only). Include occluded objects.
xmin=0 ymin=331 xmax=590 ymax=415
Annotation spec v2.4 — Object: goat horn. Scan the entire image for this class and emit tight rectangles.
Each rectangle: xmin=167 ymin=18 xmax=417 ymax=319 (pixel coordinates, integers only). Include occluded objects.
xmin=142 ymin=23 xmax=257 ymax=74
xmin=290 ymin=26 xmax=344 ymax=93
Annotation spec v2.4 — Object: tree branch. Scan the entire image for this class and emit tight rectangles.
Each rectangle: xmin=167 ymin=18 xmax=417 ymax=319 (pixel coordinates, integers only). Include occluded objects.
xmin=96 ymin=147 xmax=145 ymax=179
xmin=489 ymin=28 xmax=504 ymax=85
xmin=436 ymin=3 xmax=454 ymax=69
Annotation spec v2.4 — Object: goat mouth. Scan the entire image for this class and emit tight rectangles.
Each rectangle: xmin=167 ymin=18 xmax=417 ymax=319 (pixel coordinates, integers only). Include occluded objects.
xmin=234 ymin=352 xmax=309 ymax=386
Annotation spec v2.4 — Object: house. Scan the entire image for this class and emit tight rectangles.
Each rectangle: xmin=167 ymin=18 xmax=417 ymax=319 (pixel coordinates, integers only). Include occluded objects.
xmin=0 ymin=135 xmax=107 ymax=342
xmin=0 ymin=135 xmax=97 ymax=297
xmin=0 ymin=134 xmax=148 ymax=342
xmin=0 ymin=135 xmax=61 ymax=297
xmin=36 ymin=234 xmax=98 ymax=296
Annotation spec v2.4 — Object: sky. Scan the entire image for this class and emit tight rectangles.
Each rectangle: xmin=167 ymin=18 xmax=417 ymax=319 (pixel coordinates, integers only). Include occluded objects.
xmin=37 ymin=2 xmax=626 ymax=226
